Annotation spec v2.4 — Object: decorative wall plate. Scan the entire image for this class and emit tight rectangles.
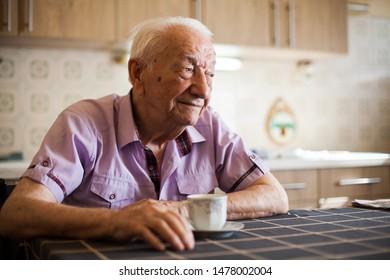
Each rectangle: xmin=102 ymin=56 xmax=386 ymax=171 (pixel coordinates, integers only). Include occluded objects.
xmin=266 ymin=97 xmax=296 ymax=145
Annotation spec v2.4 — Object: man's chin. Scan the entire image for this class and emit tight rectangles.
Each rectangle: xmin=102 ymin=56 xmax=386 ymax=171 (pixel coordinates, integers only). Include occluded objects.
xmin=178 ymin=115 xmax=201 ymax=126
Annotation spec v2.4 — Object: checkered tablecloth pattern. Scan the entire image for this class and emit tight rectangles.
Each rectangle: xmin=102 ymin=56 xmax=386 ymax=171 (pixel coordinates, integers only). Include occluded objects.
xmin=28 ymin=207 xmax=390 ymax=260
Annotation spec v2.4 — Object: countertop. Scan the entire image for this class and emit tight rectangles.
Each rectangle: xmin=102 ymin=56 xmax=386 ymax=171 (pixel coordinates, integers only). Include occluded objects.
xmin=265 ymin=152 xmax=390 ymax=171
xmin=0 ymin=152 xmax=389 ymax=179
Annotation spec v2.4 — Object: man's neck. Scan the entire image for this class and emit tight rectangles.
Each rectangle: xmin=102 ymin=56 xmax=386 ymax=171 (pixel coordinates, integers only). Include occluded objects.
xmin=131 ymin=99 xmax=186 ymax=148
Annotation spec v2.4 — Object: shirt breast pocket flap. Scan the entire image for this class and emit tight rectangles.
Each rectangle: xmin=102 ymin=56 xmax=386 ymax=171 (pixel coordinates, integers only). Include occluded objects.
xmin=90 ymin=176 xmax=136 ymax=203
xmin=177 ymin=173 xmax=218 ymax=195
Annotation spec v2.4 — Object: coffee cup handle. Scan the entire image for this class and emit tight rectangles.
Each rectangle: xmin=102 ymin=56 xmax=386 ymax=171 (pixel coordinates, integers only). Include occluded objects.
xmin=178 ymin=200 xmax=189 ymax=218
xmin=179 ymin=201 xmax=195 ymax=229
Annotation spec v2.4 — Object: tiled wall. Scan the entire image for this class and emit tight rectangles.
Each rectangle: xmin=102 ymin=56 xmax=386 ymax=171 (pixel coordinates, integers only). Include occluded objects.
xmin=0 ymin=16 xmax=389 ymax=160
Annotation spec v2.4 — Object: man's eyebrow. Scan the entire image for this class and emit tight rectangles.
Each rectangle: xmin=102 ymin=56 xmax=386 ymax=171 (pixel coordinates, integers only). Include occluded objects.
xmin=184 ymin=55 xmax=197 ymax=63
xmin=184 ymin=55 xmax=216 ymax=68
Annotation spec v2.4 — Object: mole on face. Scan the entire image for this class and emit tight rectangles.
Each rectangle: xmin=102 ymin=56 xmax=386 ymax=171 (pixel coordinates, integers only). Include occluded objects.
xmin=157 ymin=77 xmax=162 ymax=82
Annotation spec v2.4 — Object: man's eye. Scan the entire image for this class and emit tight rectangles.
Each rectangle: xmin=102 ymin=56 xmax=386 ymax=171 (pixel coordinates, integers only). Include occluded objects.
xmin=206 ymin=71 xmax=215 ymax=78
xmin=179 ymin=67 xmax=193 ymax=78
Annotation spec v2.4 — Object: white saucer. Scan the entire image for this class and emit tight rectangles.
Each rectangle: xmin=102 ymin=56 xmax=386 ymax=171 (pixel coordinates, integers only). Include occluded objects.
xmin=192 ymin=221 xmax=245 ymax=239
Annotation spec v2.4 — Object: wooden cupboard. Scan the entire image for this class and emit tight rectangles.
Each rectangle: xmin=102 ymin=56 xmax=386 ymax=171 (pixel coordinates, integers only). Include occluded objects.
xmin=117 ymin=0 xmax=195 ymax=42
xmin=271 ymin=169 xmax=318 ymax=209
xmin=272 ymin=165 xmax=390 ymax=210
xmin=0 ymin=0 xmax=115 ymax=41
xmin=320 ymin=166 xmax=390 ymax=202
xmin=201 ymin=0 xmax=348 ymax=53
xmin=201 ymin=0 xmax=273 ymax=47
xmin=0 ymin=0 xmax=348 ymax=56
xmin=293 ymin=0 xmax=347 ymax=53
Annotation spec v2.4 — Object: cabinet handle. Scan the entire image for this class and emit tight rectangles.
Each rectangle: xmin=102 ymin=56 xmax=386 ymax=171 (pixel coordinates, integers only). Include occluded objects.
xmin=282 ymin=182 xmax=306 ymax=190
xmin=21 ymin=0 xmax=33 ymax=32
xmin=286 ymin=0 xmax=295 ymax=48
xmin=194 ymin=0 xmax=201 ymax=20
xmin=27 ymin=0 xmax=33 ymax=32
xmin=338 ymin=178 xmax=382 ymax=186
xmin=2 ymin=0 xmax=12 ymax=32
xmin=7 ymin=0 xmax=11 ymax=32
xmin=270 ymin=0 xmax=280 ymax=47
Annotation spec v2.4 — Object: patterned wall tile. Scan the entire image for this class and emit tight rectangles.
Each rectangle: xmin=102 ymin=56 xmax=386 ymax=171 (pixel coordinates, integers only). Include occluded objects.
xmin=29 ymin=127 xmax=48 ymax=147
xmin=375 ymin=47 xmax=390 ymax=66
xmin=30 ymin=59 xmax=49 ymax=79
xmin=30 ymin=92 xmax=49 ymax=113
xmin=0 ymin=58 xmax=14 ymax=79
xmin=63 ymin=60 xmax=82 ymax=80
xmin=0 ymin=92 xmax=14 ymax=113
xmin=373 ymin=19 xmax=389 ymax=41
xmin=63 ymin=92 xmax=83 ymax=108
xmin=96 ymin=62 xmax=114 ymax=80
xmin=0 ymin=127 xmax=14 ymax=148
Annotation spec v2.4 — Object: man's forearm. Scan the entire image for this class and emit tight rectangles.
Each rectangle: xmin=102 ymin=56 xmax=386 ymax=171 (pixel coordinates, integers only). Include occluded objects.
xmin=226 ymin=175 xmax=289 ymax=220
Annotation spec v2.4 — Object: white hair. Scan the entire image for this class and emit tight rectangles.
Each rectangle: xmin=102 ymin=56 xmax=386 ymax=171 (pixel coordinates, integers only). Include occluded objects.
xmin=128 ymin=16 xmax=213 ymax=69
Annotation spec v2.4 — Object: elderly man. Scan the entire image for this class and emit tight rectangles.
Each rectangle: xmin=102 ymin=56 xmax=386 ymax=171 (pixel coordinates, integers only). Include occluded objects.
xmin=0 ymin=17 xmax=288 ymax=251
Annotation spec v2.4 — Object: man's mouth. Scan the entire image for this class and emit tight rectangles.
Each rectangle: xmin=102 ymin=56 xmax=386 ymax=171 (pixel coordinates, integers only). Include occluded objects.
xmin=177 ymin=100 xmax=203 ymax=108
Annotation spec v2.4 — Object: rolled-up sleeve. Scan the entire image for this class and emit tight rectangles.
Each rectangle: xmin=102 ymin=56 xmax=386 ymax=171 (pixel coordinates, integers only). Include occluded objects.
xmin=22 ymin=110 xmax=95 ymax=203
xmin=210 ymin=110 xmax=270 ymax=193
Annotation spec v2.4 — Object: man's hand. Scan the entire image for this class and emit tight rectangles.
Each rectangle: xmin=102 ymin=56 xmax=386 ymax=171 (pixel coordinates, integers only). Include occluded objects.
xmin=110 ymin=199 xmax=194 ymax=251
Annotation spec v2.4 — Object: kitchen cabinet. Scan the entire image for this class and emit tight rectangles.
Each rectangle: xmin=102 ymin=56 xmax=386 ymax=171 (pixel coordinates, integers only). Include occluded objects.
xmin=272 ymin=169 xmax=318 ymax=209
xmin=19 ymin=0 xmax=115 ymax=40
xmin=320 ymin=166 xmax=390 ymax=204
xmin=292 ymin=0 xmax=347 ymax=53
xmin=1 ymin=0 xmax=348 ymax=55
xmin=0 ymin=0 xmax=115 ymax=41
xmin=273 ymin=165 xmax=389 ymax=210
xmin=201 ymin=0 xmax=347 ymax=53
xmin=201 ymin=0 xmax=273 ymax=47
xmin=116 ymin=0 xmax=195 ymax=42
xmin=0 ymin=0 xmax=18 ymax=36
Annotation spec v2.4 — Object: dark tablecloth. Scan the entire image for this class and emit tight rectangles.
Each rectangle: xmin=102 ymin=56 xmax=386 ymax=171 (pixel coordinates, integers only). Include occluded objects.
xmin=28 ymin=207 xmax=390 ymax=260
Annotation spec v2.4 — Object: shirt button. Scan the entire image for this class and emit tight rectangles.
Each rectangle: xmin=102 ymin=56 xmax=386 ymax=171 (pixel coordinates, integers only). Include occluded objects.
xmin=109 ymin=194 xmax=116 ymax=200
xmin=250 ymin=154 xmax=256 ymax=160
xmin=42 ymin=161 xmax=49 ymax=167
xmin=148 ymin=166 xmax=154 ymax=171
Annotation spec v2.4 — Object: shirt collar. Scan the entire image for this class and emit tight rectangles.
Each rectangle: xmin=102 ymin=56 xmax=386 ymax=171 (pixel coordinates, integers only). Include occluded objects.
xmin=117 ymin=90 xmax=138 ymax=149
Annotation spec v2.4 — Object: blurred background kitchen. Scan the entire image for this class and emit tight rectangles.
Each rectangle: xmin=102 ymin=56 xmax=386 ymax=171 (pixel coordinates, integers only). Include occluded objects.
xmin=0 ymin=0 xmax=389 ymax=209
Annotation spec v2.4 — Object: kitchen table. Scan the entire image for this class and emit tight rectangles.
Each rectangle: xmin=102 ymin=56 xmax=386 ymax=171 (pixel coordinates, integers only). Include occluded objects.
xmin=26 ymin=207 xmax=390 ymax=260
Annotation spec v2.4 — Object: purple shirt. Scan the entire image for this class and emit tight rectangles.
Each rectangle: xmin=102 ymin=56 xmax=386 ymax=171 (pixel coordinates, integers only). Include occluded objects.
xmin=22 ymin=92 xmax=269 ymax=209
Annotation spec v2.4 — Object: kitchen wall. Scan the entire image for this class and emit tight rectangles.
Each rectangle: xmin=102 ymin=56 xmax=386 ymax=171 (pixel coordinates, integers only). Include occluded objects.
xmin=0 ymin=15 xmax=389 ymax=161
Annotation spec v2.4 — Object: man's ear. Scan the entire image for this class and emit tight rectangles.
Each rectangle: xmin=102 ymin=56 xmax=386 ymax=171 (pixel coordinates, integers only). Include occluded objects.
xmin=128 ymin=59 xmax=143 ymax=88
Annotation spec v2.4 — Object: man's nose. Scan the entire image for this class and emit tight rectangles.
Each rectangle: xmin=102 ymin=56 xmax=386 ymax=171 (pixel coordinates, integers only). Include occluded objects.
xmin=190 ymin=71 xmax=211 ymax=99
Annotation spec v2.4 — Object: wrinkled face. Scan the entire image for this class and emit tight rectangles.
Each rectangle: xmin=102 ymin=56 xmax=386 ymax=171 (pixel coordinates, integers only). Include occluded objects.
xmin=140 ymin=27 xmax=216 ymax=127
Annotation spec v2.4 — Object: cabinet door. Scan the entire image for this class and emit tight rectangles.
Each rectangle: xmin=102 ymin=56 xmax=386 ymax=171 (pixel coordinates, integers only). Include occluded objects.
xmin=18 ymin=0 xmax=116 ymax=40
xmin=291 ymin=0 xmax=347 ymax=53
xmin=117 ymin=0 xmax=195 ymax=42
xmin=272 ymin=169 xmax=318 ymax=209
xmin=201 ymin=0 xmax=273 ymax=47
xmin=0 ymin=0 xmax=18 ymax=36
xmin=320 ymin=166 xmax=390 ymax=201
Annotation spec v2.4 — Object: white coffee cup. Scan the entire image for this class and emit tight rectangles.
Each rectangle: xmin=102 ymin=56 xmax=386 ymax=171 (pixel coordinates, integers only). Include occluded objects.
xmin=185 ymin=194 xmax=227 ymax=231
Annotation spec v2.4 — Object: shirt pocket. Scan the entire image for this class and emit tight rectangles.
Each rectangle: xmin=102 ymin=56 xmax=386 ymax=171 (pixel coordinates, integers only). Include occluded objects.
xmin=176 ymin=172 xmax=218 ymax=198
xmin=90 ymin=175 xmax=137 ymax=209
